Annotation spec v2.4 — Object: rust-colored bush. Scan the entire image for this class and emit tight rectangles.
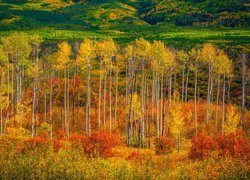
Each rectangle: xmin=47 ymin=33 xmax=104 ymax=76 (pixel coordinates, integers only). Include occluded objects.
xmin=126 ymin=151 xmax=147 ymax=161
xmin=189 ymin=133 xmax=218 ymax=159
xmin=83 ymin=131 xmax=121 ymax=158
xmin=217 ymin=130 xmax=250 ymax=158
xmin=69 ymin=133 xmax=86 ymax=148
xmin=155 ymin=136 xmax=175 ymax=155
xmin=24 ymin=132 xmax=50 ymax=151
xmin=69 ymin=131 xmax=120 ymax=158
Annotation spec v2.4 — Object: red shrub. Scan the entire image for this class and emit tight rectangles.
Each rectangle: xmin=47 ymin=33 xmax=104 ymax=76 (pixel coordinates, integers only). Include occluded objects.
xmin=56 ymin=129 xmax=65 ymax=140
xmin=126 ymin=151 xmax=147 ymax=161
xmin=24 ymin=133 xmax=49 ymax=151
xmin=69 ymin=131 xmax=120 ymax=158
xmin=189 ymin=133 xmax=218 ymax=159
xmin=69 ymin=133 xmax=86 ymax=148
xmin=217 ymin=130 xmax=250 ymax=158
xmin=155 ymin=137 xmax=175 ymax=155
xmin=83 ymin=131 xmax=120 ymax=158
xmin=53 ymin=138 xmax=63 ymax=152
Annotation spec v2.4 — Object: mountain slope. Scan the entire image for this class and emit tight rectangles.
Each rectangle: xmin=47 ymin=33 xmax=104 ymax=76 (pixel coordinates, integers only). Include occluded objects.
xmin=0 ymin=0 xmax=249 ymax=31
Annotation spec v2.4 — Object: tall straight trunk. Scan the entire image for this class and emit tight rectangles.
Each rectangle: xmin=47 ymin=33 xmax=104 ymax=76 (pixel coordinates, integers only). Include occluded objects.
xmin=146 ymin=80 xmax=149 ymax=139
xmin=177 ymin=132 xmax=180 ymax=153
xmin=156 ymin=73 xmax=159 ymax=138
xmin=20 ymin=68 xmax=24 ymax=128
xmin=173 ymin=73 xmax=176 ymax=97
xmin=222 ymin=74 xmax=226 ymax=135
xmin=167 ymin=70 xmax=172 ymax=117
xmin=114 ymin=68 xmax=118 ymax=127
xmin=11 ymin=65 xmax=14 ymax=126
xmin=152 ymin=72 xmax=155 ymax=125
xmin=103 ymin=69 xmax=107 ymax=129
xmin=194 ymin=67 xmax=198 ymax=134
xmin=206 ymin=64 xmax=211 ymax=125
xmin=86 ymin=65 xmax=91 ymax=136
xmin=31 ymin=48 xmax=38 ymax=137
xmin=215 ymin=75 xmax=221 ymax=126
xmin=181 ymin=68 xmax=185 ymax=103
xmin=0 ymin=73 xmax=2 ymax=135
xmin=241 ymin=54 xmax=247 ymax=131
xmin=227 ymin=79 xmax=231 ymax=103
xmin=185 ymin=67 xmax=189 ymax=103
xmin=67 ymin=71 xmax=70 ymax=136
xmin=5 ymin=62 xmax=10 ymax=134
xmin=64 ymin=68 xmax=69 ymax=138
xmin=140 ymin=65 xmax=145 ymax=147
xmin=127 ymin=61 xmax=135 ymax=146
xmin=98 ymin=62 xmax=103 ymax=129
xmin=44 ymin=71 xmax=47 ymax=122
xmin=160 ymin=73 xmax=163 ymax=136
xmin=49 ymin=70 xmax=53 ymax=139
xmin=109 ymin=69 xmax=112 ymax=132
xmin=72 ymin=59 xmax=77 ymax=130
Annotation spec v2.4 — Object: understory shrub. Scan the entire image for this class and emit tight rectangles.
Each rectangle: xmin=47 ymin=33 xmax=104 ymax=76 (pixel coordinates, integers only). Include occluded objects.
xmin=155 ymin=136 xmax=175 ymax=155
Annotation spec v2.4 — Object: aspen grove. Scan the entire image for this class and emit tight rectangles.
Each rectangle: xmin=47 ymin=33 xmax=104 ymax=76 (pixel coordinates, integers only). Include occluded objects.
xmin=0 ymin=32 xmax=249 ymax=179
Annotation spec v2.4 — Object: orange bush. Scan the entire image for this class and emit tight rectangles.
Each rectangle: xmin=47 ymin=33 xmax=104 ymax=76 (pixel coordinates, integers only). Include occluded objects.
xmin=155 ymin=136 xmax=175 ymax=155
xmin=83 ymin=131 xmax=121 ymax=158
xmin=189 ymin=133 xmax=218 ymax=159
xmin=217 ymin=130 xmax=250 ymax=158
xmin=24 ymin=132 xmax=50 ymax=152
xmin=69 ymin=133 xmax=86 ymax=148
xmin=126 ymin=151 xmax=147 ymax=161
xmin=69 ymin=131 xmax=120 ymax=158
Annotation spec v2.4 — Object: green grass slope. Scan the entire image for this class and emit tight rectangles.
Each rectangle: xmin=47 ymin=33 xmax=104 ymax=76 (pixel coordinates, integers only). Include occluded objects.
xmin=0 ymin=0 xmax=249 ymax=50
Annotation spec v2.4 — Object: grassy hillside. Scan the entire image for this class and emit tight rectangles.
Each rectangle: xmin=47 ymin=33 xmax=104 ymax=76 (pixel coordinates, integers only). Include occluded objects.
xmin=0 ymin=0 xmax=249 ymax=50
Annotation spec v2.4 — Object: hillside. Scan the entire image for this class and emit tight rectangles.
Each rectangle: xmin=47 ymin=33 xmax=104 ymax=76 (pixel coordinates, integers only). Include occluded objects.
xmin=0 ymin=0 xmax=249 ymax=31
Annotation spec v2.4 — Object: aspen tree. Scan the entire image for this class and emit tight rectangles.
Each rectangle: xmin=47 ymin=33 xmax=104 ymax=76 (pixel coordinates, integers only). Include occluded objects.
xmin=55 ymin=42 xmax=72 ymax=138
xmin=30 ymin=35 xmax=43 ymax=138
xmin=200 ymin=43 xmax=218 ymax=125
xmin=77 ymin=39 xmax=95 ymax=136
xmin=0 ymin=45 xmax=8 ymax=135
xmin=189 ymin=48 xmax=201 ymax=134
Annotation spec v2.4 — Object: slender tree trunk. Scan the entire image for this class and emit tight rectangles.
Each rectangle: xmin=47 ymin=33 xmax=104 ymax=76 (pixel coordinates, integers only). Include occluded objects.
xmin=44 ymin=71 xmax=47 ymax=122
xmin=156 ymin=73 xmax=159 ymax=138
xmin=140 ymin=65 xmax=145 ymax=147
xmin=67 ymin=70 xmax=70 ymax=136
xmin=194 ymin=67 xmax=198 ymax=134
xmin=146 ymin=80 xmax=149 ymax=141
xmin=181 ymin=68 xmax=185 ymax=103
xmin=206 ymin=64 xmax=211 ymax=125
xmin=64 ymin=68 xmax=69 ymax=138
xmin=32 ymin=47 xmax=39 ymax=137
xmin=160 ymin=73 xmax=163 ymax=136
xmin=109 ymin=68 xmax=112 ymax=132
xmin=103 ymin=68 xmax=107 ymax=129
xmin=185 ymin=67 xmax=189 ymax=102
xmin=86 ymin=65 xmax=91 ymax=136
xmin=215 ymin=74 xmax=220 ymax=126
xmin=98 ymin=62 xmax=102 ymax=130
xmin=0 ymin=73 xmax=2 ymax=135
xmin=227 ymin=79 xmax=231 ymax=103
xmin=114 ymin=68 xmax=118 ymax=127
xmin=127 ymin=62 xmax=135 ymax=146
xmin=50 ymin=70 xmax=53 ymax=139
xmin=72 ymin=59 xmax=77 ymax=130
xmin=167 ymin=70 xmax=172 ymax=117
xmin=222 ymin=74 xmax=226 ymax=135
xmin=241 ymin=54 xmax=247 ymax=131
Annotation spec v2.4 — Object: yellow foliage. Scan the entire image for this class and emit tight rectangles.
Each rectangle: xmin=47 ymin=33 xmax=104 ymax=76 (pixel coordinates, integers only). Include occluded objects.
xmin=77 ymin=38 xmax=95 ymax=71
xmin=224 ymin=105 xmax=240 ymax=134
xmin=54 ymin=41 xmax=72 ymax=70
xmin=170 ymin=102 xmax=184 ymax=138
